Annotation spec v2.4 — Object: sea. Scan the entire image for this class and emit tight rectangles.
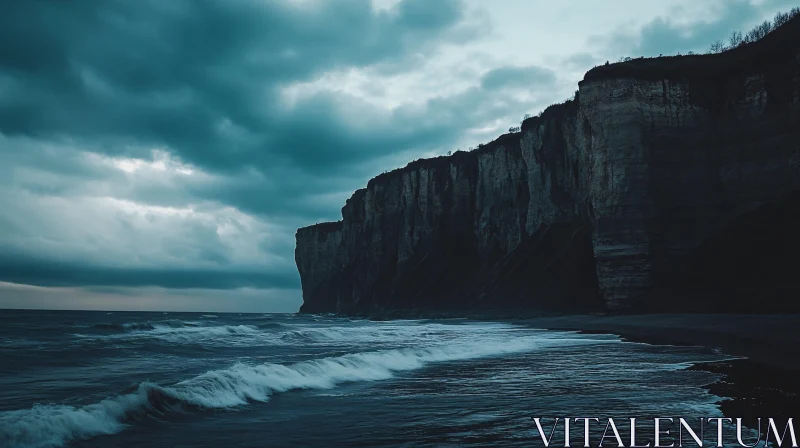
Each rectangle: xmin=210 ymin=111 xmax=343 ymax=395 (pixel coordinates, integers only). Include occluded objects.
xmin=0 ymin=310 xmax=739 ymax=448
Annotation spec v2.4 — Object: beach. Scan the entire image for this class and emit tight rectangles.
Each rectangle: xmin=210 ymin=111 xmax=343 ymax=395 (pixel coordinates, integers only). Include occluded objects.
xmin=517 ymin=313 xmax=800 ymax=426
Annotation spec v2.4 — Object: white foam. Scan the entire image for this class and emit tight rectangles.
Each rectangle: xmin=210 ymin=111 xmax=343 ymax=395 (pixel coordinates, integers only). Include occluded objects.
xmin=278 ymin=321 xmax=530 ymax=345
xmin=0 ymin=385 xmax=152 ymax=448
xmin=74 ymin=322 xmax=266 ymax=345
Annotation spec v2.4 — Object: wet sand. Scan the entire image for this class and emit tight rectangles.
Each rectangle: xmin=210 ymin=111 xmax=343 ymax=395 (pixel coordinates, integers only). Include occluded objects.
xmin=515 ymin=313 xmax=800 ymax=423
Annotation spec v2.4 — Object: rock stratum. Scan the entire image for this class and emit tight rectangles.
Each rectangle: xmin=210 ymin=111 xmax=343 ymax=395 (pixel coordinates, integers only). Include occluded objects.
xmin=296 ymin=16 xmax=800 ymax=315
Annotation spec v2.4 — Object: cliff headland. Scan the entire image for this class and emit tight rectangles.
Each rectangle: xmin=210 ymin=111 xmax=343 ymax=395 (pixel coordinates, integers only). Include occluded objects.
xmin=296 ymin=15 xmax=800 ymax=316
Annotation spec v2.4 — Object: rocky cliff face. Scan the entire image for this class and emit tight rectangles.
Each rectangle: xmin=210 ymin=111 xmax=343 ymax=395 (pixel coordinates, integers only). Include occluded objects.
xmin=296 ymin=17 xmax=800 ymax=315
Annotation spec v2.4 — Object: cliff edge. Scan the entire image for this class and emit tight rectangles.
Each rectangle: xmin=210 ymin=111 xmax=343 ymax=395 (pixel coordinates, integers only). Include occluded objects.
xmin=296 ymin=16 xmax=800 ymax=315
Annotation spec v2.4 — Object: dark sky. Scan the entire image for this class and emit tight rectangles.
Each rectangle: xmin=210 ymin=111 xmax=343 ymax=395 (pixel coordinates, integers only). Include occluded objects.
xmin=0 ymin=0 xmax=792 ymax=312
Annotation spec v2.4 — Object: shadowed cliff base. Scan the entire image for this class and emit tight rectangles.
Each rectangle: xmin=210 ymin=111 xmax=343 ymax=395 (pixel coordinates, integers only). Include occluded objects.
xmin=299 ymin=221 xmax=603 ymax=316
xmin=296 ymin=14 xmax=800 ymax=315
xmin=658 ymin=190 xmax=800 ymax=313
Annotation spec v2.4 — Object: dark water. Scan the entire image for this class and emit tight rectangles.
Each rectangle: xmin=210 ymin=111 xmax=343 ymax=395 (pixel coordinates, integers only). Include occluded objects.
xmin=0 ymin=310 xmax=736 ymax=448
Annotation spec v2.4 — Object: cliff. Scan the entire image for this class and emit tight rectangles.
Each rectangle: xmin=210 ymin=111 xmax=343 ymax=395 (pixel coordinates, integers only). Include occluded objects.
xmin=296 ymin=16 xmax=800 ymax=315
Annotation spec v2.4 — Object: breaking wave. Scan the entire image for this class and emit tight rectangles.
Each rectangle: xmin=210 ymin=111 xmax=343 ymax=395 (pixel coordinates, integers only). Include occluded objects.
xmin=87 ymin=319 xmax=201 ymax=332
xmin=0 ymin=333 xmax=579 ymax=448
xmin=75 ymin=320 xmax=264 ymax=345
xmin=278 ymin=321 xmax=530 ymax=345
xmin=75 ymin=320 xmax=533 ymax=348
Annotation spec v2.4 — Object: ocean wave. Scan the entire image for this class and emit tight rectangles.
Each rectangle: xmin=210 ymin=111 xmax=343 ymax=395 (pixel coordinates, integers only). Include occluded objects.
xmin=278 ymin=326 xmax=409 ymax=343
xmin=278 ymin=322 xmax=529 ymax=345
xmin=74 ymin=321 xmax=264 ymax=345
xmin=0 ymin=333 xmax=555 ymax=448
xmin=141 ymin=324 xmax=264 ymax=345
xmin=79 ymin=319 xmax=514 ymax=347
xmin=86 ymin=319 xmax=201 ymax=332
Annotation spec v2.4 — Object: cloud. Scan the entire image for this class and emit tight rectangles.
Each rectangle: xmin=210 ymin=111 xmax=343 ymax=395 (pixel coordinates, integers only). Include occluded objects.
xmin=0 ymin=282 xmax=300 ymax=313
xmin=480 ymin=65 xmax=557 ymax=91
xmin=560 ymin=53 xmax=602 ymax=72
xmin=599 ymin=0 xmax=799 ymax=57
xmin=0 ymin=0 xmax=495 ymax=197
xmin=0 ymin=0 xmax=529 ymax=306
xmin=0 ymin=256 xmax=298 ymax=290
xmin=0 ymin=0 xmax=477 ymax=170
xmin=0 ymin=182 xmax=299 ymax=285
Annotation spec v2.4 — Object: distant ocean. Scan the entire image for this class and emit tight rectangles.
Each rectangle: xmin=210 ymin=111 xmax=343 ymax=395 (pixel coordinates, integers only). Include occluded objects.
xmin=0 ymin=310 xmax=735 ymax=448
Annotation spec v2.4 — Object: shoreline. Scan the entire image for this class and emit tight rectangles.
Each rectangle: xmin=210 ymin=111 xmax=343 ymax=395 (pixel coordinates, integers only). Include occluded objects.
xmin=320 ymin=309 xmax=800 ymax=424
xmin=512 ymin=313 xmax=800 ymax=426
xmin=365 ymin=310 xmax=800 ymax=426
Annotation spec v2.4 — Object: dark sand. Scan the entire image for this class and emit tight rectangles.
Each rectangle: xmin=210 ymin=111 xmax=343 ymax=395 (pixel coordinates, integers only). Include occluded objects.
xmin=516 ymin=313 xmax=800 ymax=423
xmin=517 ymin=313 xmax=800 ymax=368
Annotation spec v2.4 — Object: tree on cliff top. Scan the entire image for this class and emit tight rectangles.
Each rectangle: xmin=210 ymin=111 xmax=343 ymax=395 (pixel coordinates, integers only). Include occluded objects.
xmin=709 ymin=7 xmax=800 ymax=53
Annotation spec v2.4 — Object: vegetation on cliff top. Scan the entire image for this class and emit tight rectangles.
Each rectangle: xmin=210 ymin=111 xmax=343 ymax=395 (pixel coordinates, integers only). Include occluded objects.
xmin=709 ymin=8 xmax=799 ymax=53
xmin=584 ymin=8 xmax=800 ymax=82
